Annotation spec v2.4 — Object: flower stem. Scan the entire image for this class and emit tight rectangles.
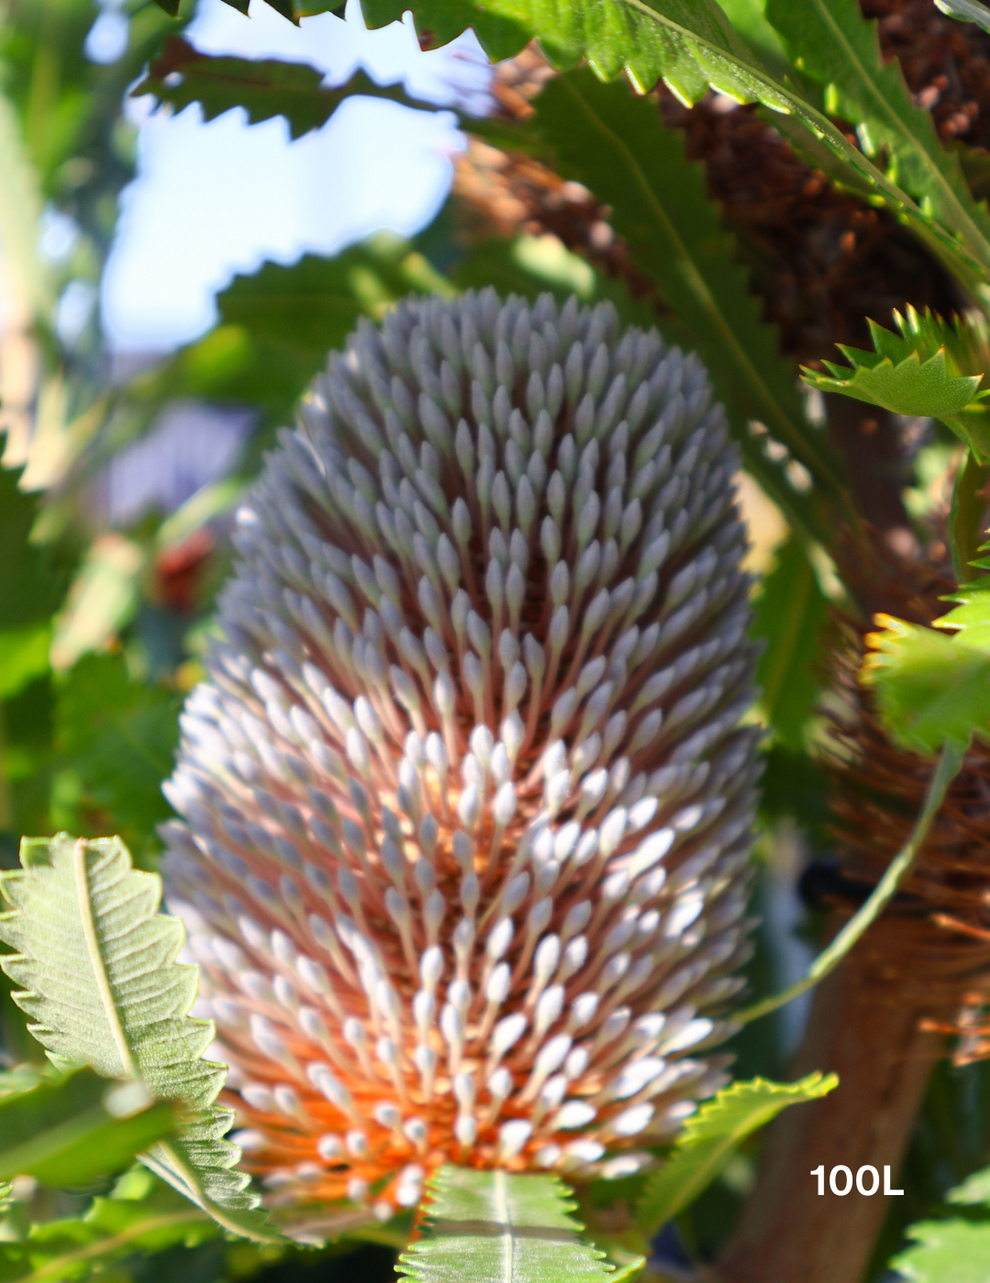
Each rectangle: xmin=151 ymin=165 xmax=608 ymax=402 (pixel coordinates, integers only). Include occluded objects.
xmin=736 ymin=740 xmax=965 ymax=1026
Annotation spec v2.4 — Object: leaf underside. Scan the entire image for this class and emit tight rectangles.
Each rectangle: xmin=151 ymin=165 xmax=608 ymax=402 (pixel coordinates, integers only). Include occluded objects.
xmin=0 ymin=834 xmax=278 ymax=1242
xmin=397 ymin=1166 xmax=618 ymax=1282
xmin=635 ymin=1073 xmax=838 ymax=1234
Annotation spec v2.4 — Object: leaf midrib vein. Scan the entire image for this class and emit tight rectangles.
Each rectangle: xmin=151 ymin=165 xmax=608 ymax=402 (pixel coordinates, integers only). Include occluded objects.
xmin=72 ymin=841 xmax=136 ymax=1079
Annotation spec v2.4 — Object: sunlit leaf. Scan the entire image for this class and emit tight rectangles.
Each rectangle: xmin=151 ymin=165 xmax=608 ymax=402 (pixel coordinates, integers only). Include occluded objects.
xmin=396 ymin=1166 xmax=641 ymax=1282
xmin=0 ymin=625 xmax=51 ymax=703
xmin=891 ymin=1219 xmax=990 ymax=1282
xmin=48 ymin=535 xmax=144 ymax=673
xmin=801 ymin=307 xmax=990 ymax=459
xmin=863 ymin=544 xmax=990 ymax=754
xmin=763 ymin=0 xmax=990 ymax=265
xmin=0 ymin=834 xmax=278 ymax=1242
xmin=861 ymin=612 xmax=990 ymax=754
xmin=635 ymin=1073 xmax=838 ymax=1234
xmin=356 ymin=0 xmax=990 ymax=292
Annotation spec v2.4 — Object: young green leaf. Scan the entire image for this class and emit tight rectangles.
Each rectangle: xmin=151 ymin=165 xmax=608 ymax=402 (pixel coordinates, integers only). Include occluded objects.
xmin=753 ymin=535 xmax=830 ymax=749
xmin=0 ymin=834 xmax=278 ymax=1243
xmin=0 ymin=1065 xmax=174 ymax=1188
xmin=133 ymin=38 xmax=439 ymax=140
xmin=862 ymin=550 xmax=990 ymax=754
xmin=860 ymin=614 xmax=990 ymax=754
xmin=947 ymin=1163 xmax=990 ymax=1205
xmin=514 ymin=68 xmax=846 ymax=544
xmin=0 ymin=1175 xmax=219 ymax=1283
xmin=801 ymin=308 xmax=990 ymax=459
xmin=886 ymin=1159 xmax=990 ymax=1281
xmin=933 ymin=567 xmax=990 ymax=650
xmin=891 ymin=1219 xmax=990 ymax=1282
xmin=635 ymin=1073 xmax=838 ymax=1235
xmin=0 ymin=624 xmax=51 ymax=703
xmin=396 ymin=1166 xmax=639 ymax=1283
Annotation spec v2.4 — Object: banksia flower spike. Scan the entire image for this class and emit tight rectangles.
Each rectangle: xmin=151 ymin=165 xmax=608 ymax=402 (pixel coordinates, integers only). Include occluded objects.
xmin=161 ymin=290 xmax=760 ymax=1225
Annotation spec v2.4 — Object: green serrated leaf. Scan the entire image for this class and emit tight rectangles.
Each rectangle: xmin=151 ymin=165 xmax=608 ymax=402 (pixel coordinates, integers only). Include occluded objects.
xmin=891 ymin=1220 xmax=990 ymax=1283
xmin=132 ymin=38 xmax=439 ymax=140
xmin=0 ymin=834 xmax=279 ymax=1243
xmin=862 ymin=559 xmax=990 ymax=755
xmin=934 ymin=572 xmax=990 ymax=650
xmin=0 ymin=1066 xmax=174 ymax=1188
xmin=860 ymin=612 xmax=990 ymax=754
xmin=54 ymin=654 xmax=180 ymax=857
xmin=513 ymin=67 xmax=845 ymax=544
xmin=635 ymin=1073 xmax=838 ymax=1234
xmin=934 ymin=0 xmax=990 ymax=36
xmin=801 ymin=307 xmax=990 ymax=458
xmin=947 ymin=1162 xmax=990 ymax=1205
xmin=357 ymin=0 xmax=990 ymax=292
xmin=752 ymin=534 xmax=829 ymax=749
xmin=0 ymin=1177 xmax=218 ymax=1283
xmin=764 ymin=0 xmax=990 ymax=265
xmin=397 ymin=1166 xmax=627 ymax=1282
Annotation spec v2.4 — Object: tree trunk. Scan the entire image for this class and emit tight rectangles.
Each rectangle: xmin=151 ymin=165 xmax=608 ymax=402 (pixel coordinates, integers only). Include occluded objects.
xmin=717 ymin=938 xmax=944 ymax=1283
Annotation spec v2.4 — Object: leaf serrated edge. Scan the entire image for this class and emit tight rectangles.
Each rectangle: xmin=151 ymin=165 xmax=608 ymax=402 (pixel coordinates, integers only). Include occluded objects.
xmin=0 ymin=836 xmax=282 ymax=1245
xmin=635 ymin=1073 xmax=838 ymax=1234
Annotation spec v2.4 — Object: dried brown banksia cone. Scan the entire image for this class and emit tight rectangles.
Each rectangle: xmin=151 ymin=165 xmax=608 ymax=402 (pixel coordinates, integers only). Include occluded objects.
xmin=161 ymin=290 xmax=760 ymax=1224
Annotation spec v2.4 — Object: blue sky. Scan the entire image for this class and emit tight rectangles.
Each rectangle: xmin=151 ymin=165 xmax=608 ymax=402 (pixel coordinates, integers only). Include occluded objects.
xmin=102 ymin=0 xmax=487 ymax=351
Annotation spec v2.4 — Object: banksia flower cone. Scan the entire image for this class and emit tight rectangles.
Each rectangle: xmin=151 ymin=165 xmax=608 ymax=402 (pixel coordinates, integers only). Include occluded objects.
xmin=161 ymin=290 xmax=759 ymax=1223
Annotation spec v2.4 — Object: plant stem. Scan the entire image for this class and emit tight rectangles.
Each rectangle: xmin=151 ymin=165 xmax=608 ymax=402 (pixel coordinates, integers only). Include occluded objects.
xmin=735 ymin=740 xmax=965 ymax=1026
